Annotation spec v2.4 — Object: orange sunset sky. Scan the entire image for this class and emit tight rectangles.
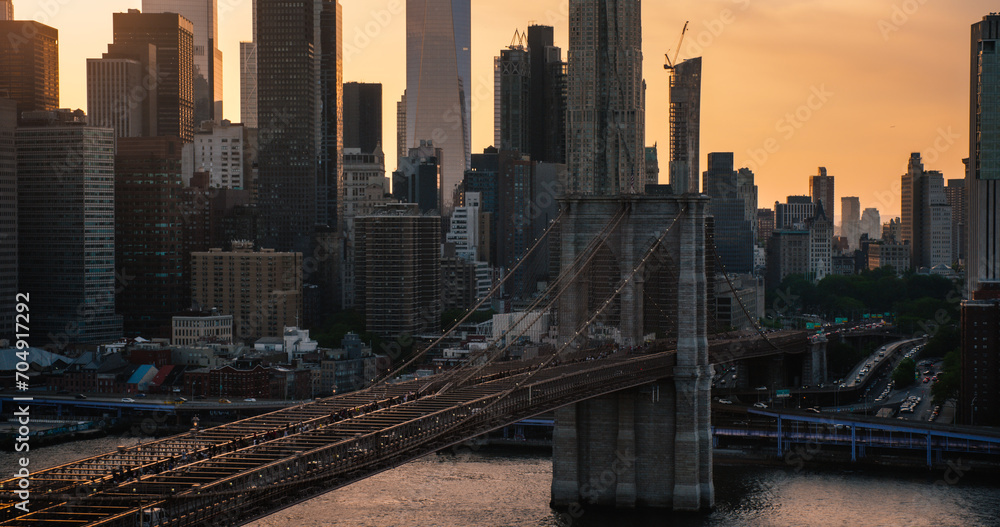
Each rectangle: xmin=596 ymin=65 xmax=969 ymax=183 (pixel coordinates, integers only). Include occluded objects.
xmin=11 ymin=0 xmax=997 ymax=220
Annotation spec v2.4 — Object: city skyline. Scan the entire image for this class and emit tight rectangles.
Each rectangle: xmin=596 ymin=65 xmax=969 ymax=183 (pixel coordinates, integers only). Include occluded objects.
xmin=8 ymin=0 xmax=997 ymax=218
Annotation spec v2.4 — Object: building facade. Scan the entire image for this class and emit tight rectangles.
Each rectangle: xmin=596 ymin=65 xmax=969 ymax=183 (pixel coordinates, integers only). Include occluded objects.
xmin=702 ymin=152 xmax=757 ymax=274
xmin=527 ymin=24 xmax=566 ymax=164
xmin=192 ymin=120 xmax=247 ymax=189
xmin=841 ymin=196 xmax=861 ymax=251
xmin=190 ymin=242 xmax=303 ymax=341
xmin=0 ymin=100 xmax=15 ymax=338
xmin=354 ymin=204 xmax=441 ymax=337
xmin=17 ymin=112 xmax=123 ymax=347
xmin=0 ymin=20 xmax=58 ymax=116
xmin=172 ymin=312 xmax=233 ymax=346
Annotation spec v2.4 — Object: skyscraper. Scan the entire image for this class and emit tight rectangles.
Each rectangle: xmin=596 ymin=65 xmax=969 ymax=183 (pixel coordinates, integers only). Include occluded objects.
xmin=115 ymin=137 xmax=188 ymax=338
xmin=703 ymin=153 xmax=757 ymax=274
xmin=257 ymin=0 xmax=341 ymax=250
xmin=0 ymin=20 xmax=58 ymax=116
xmin=405 ymin=0 xmax=471 ymax=214
xmin=669 ymin=57 xmax=701 ymax=194
xmin=0 ymin=0 xmax=12 ymax=20
xmin=841 ymin=196 xmax=861 ymax=251
xmin=902 ymin=153 xmax=952 ymax=268
xmin=142 ymin=0 xmax=222 ymax=124
xmin=343 ymin=82 xmax=382 ymax=154
xmin=240 ymin=41 xmax=257 ymax=127
xmin=527 ymin=24 xmax=566 ymax=164
xmin=967 ymin=15 xmax=1000 ymax=293
xmin=113 ymin=10 xmax=195 ymax=142
xmin=567 ymin=0 xmax=645 ymax=195
xmin=496 ymin=33 xmax=530 ymax=154
xmin=17 ymin=110 xmax=123 ymax=347
xmin=809 ymin=167 xmax=835 ymax=227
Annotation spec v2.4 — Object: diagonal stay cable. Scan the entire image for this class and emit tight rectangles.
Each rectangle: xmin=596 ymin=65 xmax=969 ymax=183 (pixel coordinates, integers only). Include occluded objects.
xmin=434 ymin=202 xmax=632 ymax=392
xmin=372 ymin=208 xmax=566 ymax=389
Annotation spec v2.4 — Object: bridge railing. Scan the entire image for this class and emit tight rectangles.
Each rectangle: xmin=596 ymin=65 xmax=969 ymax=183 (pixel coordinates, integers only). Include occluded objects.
xmin=87 ymin=354 xmax=676 ymax=526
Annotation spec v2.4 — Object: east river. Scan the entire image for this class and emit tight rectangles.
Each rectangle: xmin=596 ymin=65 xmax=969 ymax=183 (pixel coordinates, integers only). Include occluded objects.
xmin=5 ymin=437 xmax=1000 ymax=526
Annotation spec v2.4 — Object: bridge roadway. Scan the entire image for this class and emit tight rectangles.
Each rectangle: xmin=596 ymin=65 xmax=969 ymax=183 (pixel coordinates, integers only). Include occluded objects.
xmin=0 ymin=331 xmax=807 ymax=526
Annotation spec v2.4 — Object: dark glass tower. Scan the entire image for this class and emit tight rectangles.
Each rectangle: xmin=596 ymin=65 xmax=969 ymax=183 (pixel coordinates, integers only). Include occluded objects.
xmin=496 ymin=38 xmax=530 ymax=154
xmin=113 ymin=10 xmax=195 ymax=142
xmin=343 ymin=82 xmax=382 ymax=154
xmin=669 ymin=57 xmax=701 ymax=194
xmin=968 ymin=14 xmax=1000 ymax=293
xmin=0 ymin=20 xmax=58 ymax=117
xmin=115 ymin=137 xmax=188 ymax=338
xmin=703 ymin=153 xmax=757 ymax=274
xmin=527 ymin=25 xmax=566 ymax=164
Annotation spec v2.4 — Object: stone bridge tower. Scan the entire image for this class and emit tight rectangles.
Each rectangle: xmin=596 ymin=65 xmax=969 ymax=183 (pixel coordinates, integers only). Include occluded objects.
xmin=551 ymin=194 xmax=714 ymax=512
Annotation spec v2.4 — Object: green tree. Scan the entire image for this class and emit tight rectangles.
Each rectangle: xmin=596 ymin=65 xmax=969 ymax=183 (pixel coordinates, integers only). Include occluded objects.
xmin=931 ymin=349 xmax=961 ymax=404
xmin=893 ymin=358 xmax=916 ymax=388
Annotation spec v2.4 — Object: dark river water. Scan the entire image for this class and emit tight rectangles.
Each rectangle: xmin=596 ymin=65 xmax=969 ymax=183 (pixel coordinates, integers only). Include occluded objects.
xmin=6 ymin=437 xmax=1000 ymax=526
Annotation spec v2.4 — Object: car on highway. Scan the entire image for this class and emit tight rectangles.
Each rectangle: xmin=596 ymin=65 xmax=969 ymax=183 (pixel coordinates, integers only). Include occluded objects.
xmin=717 ymin=399 xmax=733 ymax=404
xmin=753 ymin=402 xmax=768 ymax=409
xmin=75 ymin=394 xmax=87 ymax=399
xmin=219 ymin=398 xmax=232 ymax=404
xmin=923 ymin=377 xmax=930 ymax=383
xmin=121 ymin=398 xmax=135 ymax=403
xmin=244 ymin=398 xmax=257 ymax=402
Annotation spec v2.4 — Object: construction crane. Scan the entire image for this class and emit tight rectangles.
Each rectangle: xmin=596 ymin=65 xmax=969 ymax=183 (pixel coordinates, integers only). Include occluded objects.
xmin=664 ymin=21 xmax=689 ymax=70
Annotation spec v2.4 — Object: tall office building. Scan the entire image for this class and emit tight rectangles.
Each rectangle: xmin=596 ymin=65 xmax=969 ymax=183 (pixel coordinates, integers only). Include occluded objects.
xmin=115 ymin=137 xmax=188 ymax=338
xmin=902 ymin=153 xmax=952 ymax=268
xmin=343 ymin=82 xmax=382 ymax=154
xmin=257 ymin=0 xmax=342 ymax=250
xmin=393 ymin=140 xmax=443 ymax=214
xmin=0 ymin=100 xmax=15 ymax=338
xmin=668 ymin=57 xmax=701 ymax=194
xmin=496 ymin=33 xmax=530 ymax=154
xmin=809 ymin=167 xmax=835 ymax=227
xmin=860 ymin=208 xmax=882 ymax=241
xmin=945 ymin=178 xmax=966 ymax=264
xmin=17 ymin=110 xmax=123 ymax=347
xmin=757 ymin=208 xmax=774 ymax=247
xmin=0 ymin=20 xmax=58 ymax=116
xmin=841 ymin=196 xmax=861 ymax=251
xmin=703 ymin=153 xmax=757 ymax=274
xmin=404 ymin=0 xmax=471 ymax=214
xmin=113 ymin=10 xmax=195 ymax=142
xmin=86 ymin=57 xmax=147 ymax=138
xmin=527 ymin=24 xmax=567 ymax=164
xmin=0 ymin=0 xmax=12 ymax=20
xmin=193 ymin=120 xmax=249 ymax=189
xmin=142 ymin=0 xmax=222 ymax=124
xmin=567 ymin=0 xmax=645 ymax=195
xmin=240 ymin=41 xmax=257 ymax=127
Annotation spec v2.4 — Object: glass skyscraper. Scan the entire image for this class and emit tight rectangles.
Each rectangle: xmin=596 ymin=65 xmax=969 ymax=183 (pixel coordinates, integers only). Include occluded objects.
xmin=968 ymin=14 xmax=1000 ymax=294
xmin=142 ymin=0 xmax=223 ymax=124
xmin=405 ymin=0 xmax=471 ymax=214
